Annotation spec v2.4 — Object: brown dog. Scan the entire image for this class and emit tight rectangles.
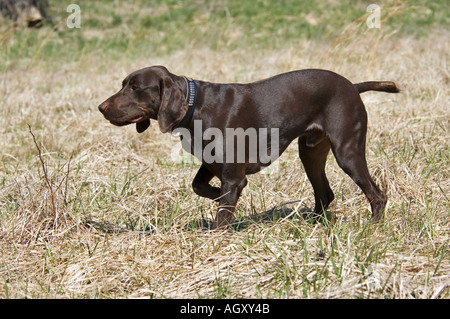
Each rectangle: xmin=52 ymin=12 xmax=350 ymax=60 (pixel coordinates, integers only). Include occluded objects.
xmin=98 ymin=66 xmax=399 ymax=228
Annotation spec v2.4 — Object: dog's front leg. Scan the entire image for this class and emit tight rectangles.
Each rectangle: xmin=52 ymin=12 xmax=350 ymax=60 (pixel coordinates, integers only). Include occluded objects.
xmin=214 ymin=168 xmax=248 ymax=229
xmin=192 ymin=164 xmax=220 ymax=201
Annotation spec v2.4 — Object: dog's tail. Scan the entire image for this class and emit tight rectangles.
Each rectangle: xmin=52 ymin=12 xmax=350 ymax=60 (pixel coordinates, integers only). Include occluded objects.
xmin=354 ymin=81 xmax=400 ymax=94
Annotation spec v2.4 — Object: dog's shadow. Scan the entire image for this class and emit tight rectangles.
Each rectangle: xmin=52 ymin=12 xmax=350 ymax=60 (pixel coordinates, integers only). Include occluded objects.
xmin=187 ymin=205 xmax=333 ymax=232
xmin=86 ymin=205 xmax=333 ymax=235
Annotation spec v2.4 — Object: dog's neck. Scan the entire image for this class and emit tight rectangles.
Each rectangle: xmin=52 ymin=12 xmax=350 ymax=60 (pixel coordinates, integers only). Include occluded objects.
xmin=183 ymin=76 xmax=197 ymax=108
xmin=174 ymin=76 xmax=197 ymax=130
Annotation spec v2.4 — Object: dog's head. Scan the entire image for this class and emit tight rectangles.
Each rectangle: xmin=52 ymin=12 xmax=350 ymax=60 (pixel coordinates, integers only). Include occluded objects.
xmin=98 ymin=66 xmax=188 ymax=133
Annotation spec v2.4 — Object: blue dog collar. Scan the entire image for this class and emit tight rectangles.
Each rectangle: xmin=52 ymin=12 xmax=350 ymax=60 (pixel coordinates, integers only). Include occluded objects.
xmin=186 ymin=77 xmax=197 ymax=108
xmin=175 ymin=77 xmax=197 ymax=130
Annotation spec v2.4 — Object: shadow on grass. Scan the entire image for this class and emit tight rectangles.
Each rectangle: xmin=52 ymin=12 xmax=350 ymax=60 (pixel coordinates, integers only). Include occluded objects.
xmin=85 ymin=219 xmax=155 ymax=235
xmin=186 ymin=205 xmax=334 ymax=232
xmin=86 ymin=205 xmax=333 ymax=234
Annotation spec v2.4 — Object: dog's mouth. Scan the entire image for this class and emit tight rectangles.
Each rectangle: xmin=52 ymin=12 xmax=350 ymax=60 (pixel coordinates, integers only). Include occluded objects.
xmin=128 ymin=115 xmax=144 ymax=123
xmin=109 ymin=114 xmax=145 ymax=126
xmin=108 ymin=114 xmax=151 ymax=133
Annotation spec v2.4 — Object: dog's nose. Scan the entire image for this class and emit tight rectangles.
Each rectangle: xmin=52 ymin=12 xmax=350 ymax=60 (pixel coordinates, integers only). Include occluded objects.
xmin=98 ymin=101 xmax=109 ymax=113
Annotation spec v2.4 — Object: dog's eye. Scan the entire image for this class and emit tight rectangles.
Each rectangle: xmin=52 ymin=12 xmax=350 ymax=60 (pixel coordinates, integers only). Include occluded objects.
xmin=130 ymin=84 xmax=139 ymax=91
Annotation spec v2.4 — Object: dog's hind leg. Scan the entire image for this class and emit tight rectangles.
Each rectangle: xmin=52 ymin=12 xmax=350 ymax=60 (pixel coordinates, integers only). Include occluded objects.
xmin=298 ymin=135 xmax=335 ymax=219
xmin=328 ymin=104 xmax=386 ymax=222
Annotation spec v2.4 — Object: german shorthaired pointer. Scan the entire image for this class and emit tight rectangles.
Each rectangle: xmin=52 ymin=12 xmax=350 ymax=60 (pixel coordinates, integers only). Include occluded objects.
xmin=99 ymin=66 xmax=399 ymax=228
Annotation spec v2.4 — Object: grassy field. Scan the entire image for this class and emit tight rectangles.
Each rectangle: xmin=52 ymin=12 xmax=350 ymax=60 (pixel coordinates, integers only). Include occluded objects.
xmin=0 ymin=0 xmax=449 ymax=299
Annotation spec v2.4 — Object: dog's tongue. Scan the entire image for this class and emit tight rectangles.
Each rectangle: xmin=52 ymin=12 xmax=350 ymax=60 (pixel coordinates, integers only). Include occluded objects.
xmin=136 ymin=119 xmax=150 ymax=133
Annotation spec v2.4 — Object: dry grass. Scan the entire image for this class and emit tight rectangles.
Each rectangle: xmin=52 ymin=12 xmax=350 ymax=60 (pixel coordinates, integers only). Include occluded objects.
xmin=0 ymin=26 xmax=449 ymax=298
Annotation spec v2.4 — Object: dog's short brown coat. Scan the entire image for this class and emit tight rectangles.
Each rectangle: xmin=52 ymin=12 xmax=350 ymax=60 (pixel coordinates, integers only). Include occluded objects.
xmin=99 ymin=66 xmax=399 ymax=228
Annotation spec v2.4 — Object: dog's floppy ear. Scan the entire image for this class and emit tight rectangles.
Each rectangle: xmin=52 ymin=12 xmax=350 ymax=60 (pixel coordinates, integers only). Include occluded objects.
xmin=157 ymin=76 xmax=187 ymax=133
xmin=136 ymin=119 xmax=150 ymax=133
